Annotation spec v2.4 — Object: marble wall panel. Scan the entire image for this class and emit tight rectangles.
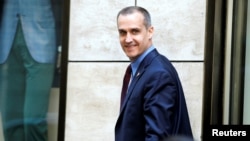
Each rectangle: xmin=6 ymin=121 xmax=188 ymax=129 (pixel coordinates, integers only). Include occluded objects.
xmin=65 ymin=63 xmax=126 ymax=141
xmin=65 ymin=62 xmax=203 ymax=141
xmin=69 ymin=0 xmax=205 ymax=61
xmin=137 ymin=0 xmax=206 ymax=60
xmin=69 ymin=0 xmax=134 ymax=61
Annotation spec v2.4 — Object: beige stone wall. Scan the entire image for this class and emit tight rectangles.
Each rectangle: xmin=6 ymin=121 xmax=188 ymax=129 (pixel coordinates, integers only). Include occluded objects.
xmin=66 ymin=0 xmax=206 ymax=141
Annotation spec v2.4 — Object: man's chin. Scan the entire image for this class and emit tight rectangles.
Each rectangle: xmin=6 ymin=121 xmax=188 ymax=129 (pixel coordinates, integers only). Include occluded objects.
xmin=127 ymin=55 xmax=137 ymax=62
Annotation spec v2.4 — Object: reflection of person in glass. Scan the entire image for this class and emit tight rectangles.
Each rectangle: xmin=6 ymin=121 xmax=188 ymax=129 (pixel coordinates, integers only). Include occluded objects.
xmin=0 ymin=0 xmax=57 ymax=141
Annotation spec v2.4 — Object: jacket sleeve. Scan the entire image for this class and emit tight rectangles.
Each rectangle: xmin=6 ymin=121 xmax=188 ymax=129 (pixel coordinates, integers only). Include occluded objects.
xmin=143 ymin=70 xmax=188 ymax=141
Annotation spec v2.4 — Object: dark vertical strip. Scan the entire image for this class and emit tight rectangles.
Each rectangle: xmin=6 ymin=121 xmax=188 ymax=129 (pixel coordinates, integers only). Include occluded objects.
xmin=0 ymin=0 xmax=3 ymax=24
xmin=202 ymin=0 xmax=215 ymax=134
xmin=135 ymin=0 xmax=137 ymax=6
xmin=210 ymin=0 xmax=226 ymax=125
xmin=202 ymin=0 xmax=226 ymax=140
xmin=229 ymin=0 xmax=247 ymax=125
xmin=57 ymin=0 xmax=70 ymax=140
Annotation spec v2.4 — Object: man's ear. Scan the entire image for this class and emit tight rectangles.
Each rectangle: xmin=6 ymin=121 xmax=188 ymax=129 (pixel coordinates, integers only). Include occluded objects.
xmin=148 ymin=26 xmax=154 ymax=39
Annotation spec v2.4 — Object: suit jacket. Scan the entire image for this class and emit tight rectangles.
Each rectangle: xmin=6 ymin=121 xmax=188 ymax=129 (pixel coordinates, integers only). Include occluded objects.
xmin=115 ymin=49 xmax=193 ymax=141
xmin=0 ymin=0 xmax=57 ymax=64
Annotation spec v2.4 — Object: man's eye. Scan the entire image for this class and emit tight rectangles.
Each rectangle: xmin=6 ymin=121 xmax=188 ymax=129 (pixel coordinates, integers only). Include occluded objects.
xmin=132 ymin=30 xmax=139 ymax=34
xmin=119 ymin=31 xmax=126 ymax=35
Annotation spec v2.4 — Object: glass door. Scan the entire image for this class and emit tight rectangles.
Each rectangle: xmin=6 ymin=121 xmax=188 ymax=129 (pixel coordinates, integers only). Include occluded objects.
xmin=0 ymin=0 xmax=65 ymax=140
xmin=243 ymin=0 xmax=250 ymax=124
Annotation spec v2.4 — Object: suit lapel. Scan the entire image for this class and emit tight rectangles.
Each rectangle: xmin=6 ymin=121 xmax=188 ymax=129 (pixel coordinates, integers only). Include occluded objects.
xmin=120 ymin=49 xmax=160 ymax=113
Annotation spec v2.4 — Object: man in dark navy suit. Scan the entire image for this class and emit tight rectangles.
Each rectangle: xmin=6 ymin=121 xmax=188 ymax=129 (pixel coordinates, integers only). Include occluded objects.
xmin=115 ymin=6 xmax=193 ymax=141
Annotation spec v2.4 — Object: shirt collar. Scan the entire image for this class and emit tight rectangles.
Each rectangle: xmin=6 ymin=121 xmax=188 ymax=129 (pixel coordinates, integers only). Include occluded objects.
xmin=130 ymin=45 xmax=155 ymax=77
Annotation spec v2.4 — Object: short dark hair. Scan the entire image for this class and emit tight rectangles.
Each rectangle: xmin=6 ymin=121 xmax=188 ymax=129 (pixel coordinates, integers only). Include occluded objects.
xmin=117 ymin=6 xmax=152 ymax=28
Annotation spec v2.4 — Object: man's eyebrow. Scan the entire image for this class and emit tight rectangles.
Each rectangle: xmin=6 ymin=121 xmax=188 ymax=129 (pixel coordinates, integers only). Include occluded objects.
xmin=118 ymin=29 xmax=126 ymax=32
xmin=118 ymin=27 xmax=141 ymax=33
xmin=131 ymin=28 xmax=140 ymax=30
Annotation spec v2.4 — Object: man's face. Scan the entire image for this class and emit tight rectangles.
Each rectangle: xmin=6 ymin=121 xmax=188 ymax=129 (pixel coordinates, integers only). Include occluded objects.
xmin=117 ymin=12 xmax=154 ymax=61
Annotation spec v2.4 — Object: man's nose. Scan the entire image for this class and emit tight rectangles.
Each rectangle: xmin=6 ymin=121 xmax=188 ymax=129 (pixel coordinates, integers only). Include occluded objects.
xmin=125 ymin=34 xmax=132 ymax=42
